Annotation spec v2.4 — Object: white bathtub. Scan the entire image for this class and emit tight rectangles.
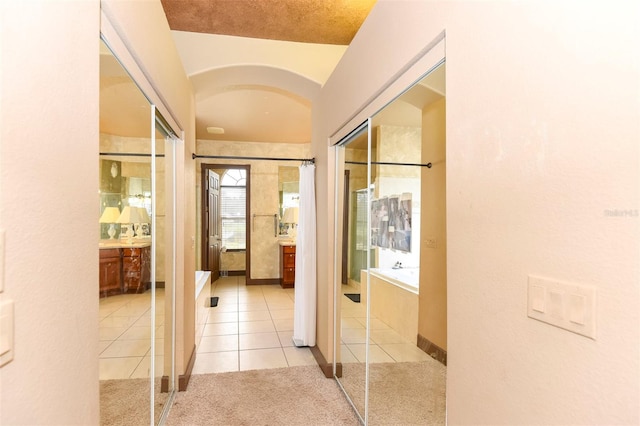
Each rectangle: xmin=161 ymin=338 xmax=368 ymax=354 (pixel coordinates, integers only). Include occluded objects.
xmin=362 ymin=268 xmax=420 ymax=343
xmin=370 ymin=267 xmax=419 ymax=294
xmin=195 ymin=271 xmax=211 ymax=347
xmin=195 ymin=270 xmax=211 ymax=299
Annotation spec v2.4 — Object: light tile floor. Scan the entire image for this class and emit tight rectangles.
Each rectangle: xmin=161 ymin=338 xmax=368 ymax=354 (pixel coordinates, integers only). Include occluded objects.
xmin=98 ymin=278 xmax=428 ymax=380
xmin=340 ymin=284 xmax=432 ymax=364
xmin=192 ymin=275 xmax=317 ymax=374
xmin=99 ymin=288 xmax=166 ymax=380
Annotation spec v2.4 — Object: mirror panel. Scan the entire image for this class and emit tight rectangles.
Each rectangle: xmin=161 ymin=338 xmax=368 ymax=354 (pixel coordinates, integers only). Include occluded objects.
xmin=99 ymin=39 xmax=176 ymax=426
xmin=153 ymin=118 xmax=177 ymax=422
xmin=366 ymin=63 xmax=447 ymax=424
xmin=278 ymin=166 xmax=300 ymax=238
xmin=335 ymin=123 xmax=370 ymax=422
xmin=334 ymin=62 xmax=447 ymax=425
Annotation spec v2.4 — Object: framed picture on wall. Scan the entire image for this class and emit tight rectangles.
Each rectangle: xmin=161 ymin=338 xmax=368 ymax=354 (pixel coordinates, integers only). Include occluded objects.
xmin=393 ymin=193 xmax=412 ymax=252
xmin=371 ymin=193 xmax=412 ymax=252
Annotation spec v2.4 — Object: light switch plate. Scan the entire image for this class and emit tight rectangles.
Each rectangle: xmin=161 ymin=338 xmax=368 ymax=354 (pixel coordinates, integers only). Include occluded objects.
xmin=527 ymin=275 xmax=596 ymax=340
xmin=425 ymin=237 xmax=437 ymax=249
xmin=0 ymin=299 xmax=14 ymax=367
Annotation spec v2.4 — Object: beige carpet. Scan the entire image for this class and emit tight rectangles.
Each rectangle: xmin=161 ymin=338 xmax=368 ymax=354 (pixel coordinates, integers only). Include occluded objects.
xmin=100 ymin=378 xmax=169 ymax=426
xmin=340 ymin=360 xmax=446 ymax=425
xmin=167 ymin=365 xmax=360 ymax=426
xmin=102 ymin=362 xmax=444 ymax=425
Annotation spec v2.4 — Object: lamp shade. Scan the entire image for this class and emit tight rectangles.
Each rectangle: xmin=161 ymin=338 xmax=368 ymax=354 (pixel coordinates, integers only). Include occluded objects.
xmin=137 ymin=207 xmax=150 ymax=223
xmin=283 ymin=207 xmax=299 ymax=224
xmin=99 ymin=207 xmax=120 ymax=223
xmin=116 ymin=206 xmax=142 ymax=224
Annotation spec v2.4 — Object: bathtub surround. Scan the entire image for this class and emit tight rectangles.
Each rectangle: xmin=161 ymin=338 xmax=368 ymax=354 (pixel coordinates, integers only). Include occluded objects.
xmin=364 ymin=270 xmax=419 ymax=344
xmin=195 ymin=271 xmax=211 ymax=349
xmin=371 ymin=267 xmax=419 ymax=293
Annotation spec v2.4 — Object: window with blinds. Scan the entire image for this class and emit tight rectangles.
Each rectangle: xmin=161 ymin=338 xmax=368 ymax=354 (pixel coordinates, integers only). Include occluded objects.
xmin=221 ymin=186 xmax=246 ymax=249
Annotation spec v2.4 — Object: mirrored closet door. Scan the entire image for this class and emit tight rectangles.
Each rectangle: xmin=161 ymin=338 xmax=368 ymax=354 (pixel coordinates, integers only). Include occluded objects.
xmin=334 ymin=62 xmax=447 ymax=425
xmin=99 ymin=39 xmax=177 ymax=425
xmin=334 ymin=122 xmax=371 ymax=423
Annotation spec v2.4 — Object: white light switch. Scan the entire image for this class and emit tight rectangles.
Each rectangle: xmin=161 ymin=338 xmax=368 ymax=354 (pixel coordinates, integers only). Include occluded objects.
xmin=531 ymin=284 xmax=545 ymax=313
xmin=569 ymin=293 xmax=587 ymax=325
xmin=0 ymin=299 xmax=14 ymax=367
xmin=527 ymin=275 xmax=596 ymax=340
xmin=548 ymin=290 xmax=564 ymax=320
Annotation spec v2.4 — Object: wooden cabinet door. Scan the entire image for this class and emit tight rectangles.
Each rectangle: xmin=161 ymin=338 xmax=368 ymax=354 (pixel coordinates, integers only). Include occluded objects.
xmin=99 ymin=249 xmax=121 ymax=297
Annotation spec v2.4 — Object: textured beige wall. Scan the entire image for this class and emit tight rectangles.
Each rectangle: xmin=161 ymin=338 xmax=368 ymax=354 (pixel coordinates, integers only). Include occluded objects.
xmin=220 ymin=252 xmax=246 ymax=271
xmin=251 ymin=161 xmax=281 ymax=279
xmin=418 ymin=97 xmax=446 ymax=350
xmin=320 ymin=1 xmax=639 ymax=424
xmin=0 ymin=1 xmax=100 ymax=423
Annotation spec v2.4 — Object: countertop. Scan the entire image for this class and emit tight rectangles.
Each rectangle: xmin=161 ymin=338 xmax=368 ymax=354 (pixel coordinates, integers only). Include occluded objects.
xmin=99 ymin=239 xmax=151 ymax=249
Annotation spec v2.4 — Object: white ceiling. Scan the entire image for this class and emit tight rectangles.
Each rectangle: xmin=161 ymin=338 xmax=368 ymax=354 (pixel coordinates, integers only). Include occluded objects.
xmin=171 ymin=31 xmax=348 ymax=143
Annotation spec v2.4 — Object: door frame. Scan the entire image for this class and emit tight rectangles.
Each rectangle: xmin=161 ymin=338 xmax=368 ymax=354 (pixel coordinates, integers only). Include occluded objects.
xmin=200 ymin=163 xmax=251 ymax=280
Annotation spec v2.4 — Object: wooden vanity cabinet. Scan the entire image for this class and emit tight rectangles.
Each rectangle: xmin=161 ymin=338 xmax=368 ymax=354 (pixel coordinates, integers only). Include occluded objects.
xmin=99 ymin=248 xmax=122 ymax=297
xmin=122 ymin=246 xmax=151 ymax=293
xmin=280 ymin=244 xmax=296 ymax=288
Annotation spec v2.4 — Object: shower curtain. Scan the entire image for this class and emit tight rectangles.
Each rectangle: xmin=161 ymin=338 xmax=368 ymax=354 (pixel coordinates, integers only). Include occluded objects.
xmin=292 ymin=162 xmax=316 ymax=347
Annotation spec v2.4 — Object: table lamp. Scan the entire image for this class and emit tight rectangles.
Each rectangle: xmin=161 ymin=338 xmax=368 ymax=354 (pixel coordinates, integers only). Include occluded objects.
xmin=135 ymin=207 xmax=151 ymax=238
xmin=116 ymin=206 xmax=141 ymax=244
xmin=283 ymin=207 xmax=299 ymax=238
xmin=99 ymin=207 xmax=120 ymax=240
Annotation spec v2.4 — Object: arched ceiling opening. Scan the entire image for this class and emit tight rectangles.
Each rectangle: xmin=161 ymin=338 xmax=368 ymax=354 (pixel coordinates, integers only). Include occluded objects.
xmin=161 ymin=1 xmax=377 ymax=144
xmin=191 ymin=65 xmax=320 ymax=143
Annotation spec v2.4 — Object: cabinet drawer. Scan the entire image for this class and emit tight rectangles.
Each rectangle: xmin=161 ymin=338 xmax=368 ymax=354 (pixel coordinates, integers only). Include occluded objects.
xmin=282 ymin=245 xmax=295 ymax=254
xmin=122 ymin=248 xmax=141 ymax=257
xmin=123 ymin=257 xmax=141 ymax=272
xmin=283 ymin=267 xmax=295 ymax=280
xmin=100 ymin=248 xmax=120 ymax=259
xmin=283 ymin=253 xmax=295 ymax=267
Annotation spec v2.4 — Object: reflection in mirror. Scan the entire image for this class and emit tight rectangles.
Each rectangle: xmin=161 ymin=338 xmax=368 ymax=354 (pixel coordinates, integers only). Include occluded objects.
xmin=366 ymin=62 xmax=447 ymax=424
xmin=334 ymin=62 xmax=447 ymax=425
xmin=335 ymin=123 xmax=370 ymax=423
xmin=278 ymin=166 xmax=300 ymax=238
xmin=98 ymin=39 xmax=176 ymax=425
xmin=153 ymin=117 xmax=177 ymax=423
